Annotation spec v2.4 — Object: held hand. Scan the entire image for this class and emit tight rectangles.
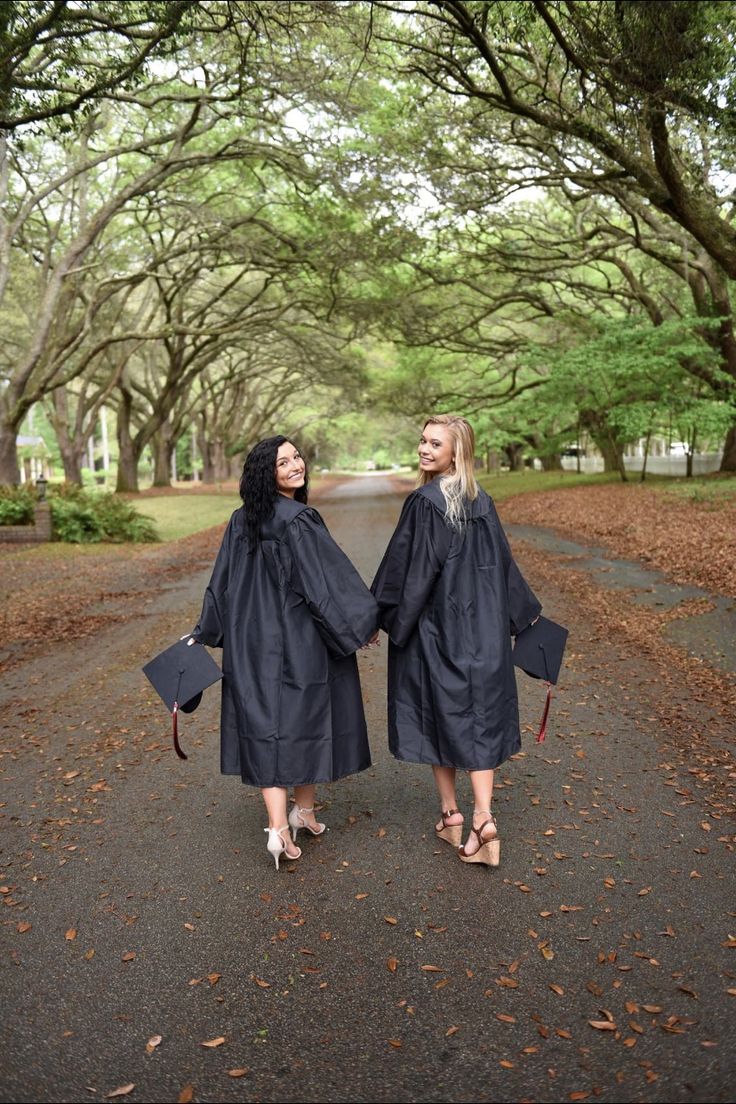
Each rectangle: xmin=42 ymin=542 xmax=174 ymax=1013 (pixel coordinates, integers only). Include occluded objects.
xmin=180 ymin=634 xmax=197 ymax=646
xmin=361 ymin=631 xmax=380 ymax=649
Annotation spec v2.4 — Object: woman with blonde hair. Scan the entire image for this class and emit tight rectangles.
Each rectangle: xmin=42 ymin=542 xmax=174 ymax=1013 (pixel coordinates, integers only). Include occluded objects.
xmin=371 ymin=415 xmax=541 ymax=865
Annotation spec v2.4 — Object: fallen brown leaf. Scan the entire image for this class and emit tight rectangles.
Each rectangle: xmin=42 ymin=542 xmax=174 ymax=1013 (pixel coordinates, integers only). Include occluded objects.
xmin=106 ymin=1086 xmax=135 ymax=1099
xmin=200 ymin=1037 xmax=225 ymax=1048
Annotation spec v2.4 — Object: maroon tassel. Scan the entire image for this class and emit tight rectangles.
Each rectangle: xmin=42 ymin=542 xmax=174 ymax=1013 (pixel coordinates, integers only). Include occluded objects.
xmin=172 ymin=701 xmax=188 ymax=760
xmin=536 ymin=682 xmax=552 ymax=743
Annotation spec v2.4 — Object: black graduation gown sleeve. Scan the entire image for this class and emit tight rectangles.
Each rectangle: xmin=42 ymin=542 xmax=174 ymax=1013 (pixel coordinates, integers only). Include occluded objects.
xmin=191 ymin=514 xmax=234 ymax=647
xmin=490 ymin=500 xmax=542 ymax=635
xmin=281 ymin=508 xmax=379 ymax=657
xmin=370 ymin=492 xmax=453 ymax=648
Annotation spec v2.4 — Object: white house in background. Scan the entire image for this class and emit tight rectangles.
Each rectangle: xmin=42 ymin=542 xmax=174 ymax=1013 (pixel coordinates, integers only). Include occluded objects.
xmin=16 ymin=435 xmax=51 ymax=483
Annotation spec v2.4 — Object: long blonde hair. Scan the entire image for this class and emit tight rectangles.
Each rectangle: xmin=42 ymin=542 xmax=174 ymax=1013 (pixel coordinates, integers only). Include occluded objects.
xmin=419 ymin=414 xmax=479 ymax=529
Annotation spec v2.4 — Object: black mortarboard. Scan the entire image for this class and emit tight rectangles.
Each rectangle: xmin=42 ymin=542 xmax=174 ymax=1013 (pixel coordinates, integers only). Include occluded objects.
xmin=142 ymin=640 xmax=222 ymax=759
xmin=513 ymin=616 xmax=569 ymax=742
xmin=513 ymin=616 xmax=568 ymax=685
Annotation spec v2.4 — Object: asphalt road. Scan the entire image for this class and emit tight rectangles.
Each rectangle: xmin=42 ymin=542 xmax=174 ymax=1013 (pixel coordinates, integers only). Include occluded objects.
xmin=1 ymin=480 xmax=734 ymax=1103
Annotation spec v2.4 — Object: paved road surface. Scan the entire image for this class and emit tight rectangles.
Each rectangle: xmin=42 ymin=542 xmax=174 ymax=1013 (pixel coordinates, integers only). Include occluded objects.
xmin=0 ymin=482 xmax=733 ymax=1103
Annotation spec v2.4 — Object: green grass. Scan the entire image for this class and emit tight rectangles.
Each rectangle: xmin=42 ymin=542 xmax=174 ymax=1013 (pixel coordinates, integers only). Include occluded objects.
xmin=657 ymin=473 xmax=736 ymax=506
xmin=477 ymin=469 xmax=736 ymax=504
xmin=137 ymin=494 xmax=241 ymax=541
xmin=477 ymin=470 xmax=619 ymax=502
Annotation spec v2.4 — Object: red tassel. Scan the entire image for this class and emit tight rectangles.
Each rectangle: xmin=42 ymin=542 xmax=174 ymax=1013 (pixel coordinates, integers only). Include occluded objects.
xmin=536 ymin=682 xmax=552 ymax=743
xmin=172 ymin=701 xmax=187 ymax=760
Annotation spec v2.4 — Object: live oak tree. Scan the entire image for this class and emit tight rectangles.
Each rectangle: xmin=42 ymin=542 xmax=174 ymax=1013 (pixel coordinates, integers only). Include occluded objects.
xmin=370 ymin=0 xmax=736 ymax=467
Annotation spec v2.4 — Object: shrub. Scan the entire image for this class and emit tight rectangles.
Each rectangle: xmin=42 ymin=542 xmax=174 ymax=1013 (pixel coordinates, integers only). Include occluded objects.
xmin=0 ymin=485 xmax=36 ymax=525
xmin=49 ymin=494 xmax=104 ymax=543
xmin=47 ymin=484 xmax=159 ymax=543
xmin=92 ymin=493 xmax=158 ymax=542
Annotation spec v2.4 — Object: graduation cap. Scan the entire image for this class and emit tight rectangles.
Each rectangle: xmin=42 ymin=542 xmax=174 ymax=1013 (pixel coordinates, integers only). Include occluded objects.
xmin=142 ymin=639 xmax=222 ymax=760
xmin=513 ymin=616 xmax=568 ymax=743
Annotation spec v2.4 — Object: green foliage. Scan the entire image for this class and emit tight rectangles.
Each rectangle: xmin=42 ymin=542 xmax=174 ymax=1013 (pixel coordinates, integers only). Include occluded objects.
xmin=47 ymin=484 xmax=158 ymax=543
xmin=524 ymin=315 xmax=724 ymax=452
xmin=0 ymin=0 xmax=199 ymax=133
xmin=0 ymin=484 xmax=36 ymax=524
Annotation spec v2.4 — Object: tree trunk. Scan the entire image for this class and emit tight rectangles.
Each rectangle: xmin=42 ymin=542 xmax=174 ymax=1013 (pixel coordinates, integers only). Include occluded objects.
xmin=0 ymin=418 xmax=21 ymax=484
xmin=115 ymin=389 xmax=140 ymax=493
xmin=504 ymin=442 xmax=524 ymax=471
xmin=541 ymin=453 xmax=562 ymax=471
xmin=485 ymin=446 xmax=499 ymax=473
xmin=213 ymin=438 xmax=229 ymax=481
xmin=152 ymin=426 xmax=173 ymax=487
xmin=640 ymin=430 xmax=652 ymax=483
xmin=197 ymin=426 xmax=214 ymax=483
xmin=58 ymin=441 xmax=85 ymax=484
xmin=599 ymin=439 xmax=627 ymax=480
xmin=227 ymin=453 xmax=242 ymax=481
xmin=719 ymin=423 xmax=736 ymax=472
xmin=581 ymin=415 xmax=627 ymax=481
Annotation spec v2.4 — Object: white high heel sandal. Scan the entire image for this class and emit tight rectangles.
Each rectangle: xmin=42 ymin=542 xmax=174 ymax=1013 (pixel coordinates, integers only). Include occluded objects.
xmin=264 ymin=825 xmax=302 ymax=870
xmin=288 ymin=804 xmax=326 ymax=842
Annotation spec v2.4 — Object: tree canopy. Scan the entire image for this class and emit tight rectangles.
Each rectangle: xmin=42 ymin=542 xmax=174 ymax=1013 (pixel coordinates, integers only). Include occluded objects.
xmin=2 ymin=0 xmax=734 ymax=487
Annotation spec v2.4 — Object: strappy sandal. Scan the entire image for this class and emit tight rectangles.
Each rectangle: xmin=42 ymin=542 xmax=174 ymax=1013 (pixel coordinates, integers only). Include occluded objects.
xmin=264 ymin=826 xmax=302 ymax=870
xmin=435 ymin=808 xmax=464 ymax=848
xmin=288 ymin=804 xmax=326 ymax=841
xmin=458 ymin=812 xmax=500 ymax=867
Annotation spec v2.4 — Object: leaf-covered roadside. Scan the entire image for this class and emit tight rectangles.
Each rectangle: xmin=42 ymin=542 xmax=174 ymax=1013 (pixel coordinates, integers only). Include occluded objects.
xmin=500 ymin=482 xmax=736 ymax=597
xmin=0 ymin=526 xmax=223 ymax=672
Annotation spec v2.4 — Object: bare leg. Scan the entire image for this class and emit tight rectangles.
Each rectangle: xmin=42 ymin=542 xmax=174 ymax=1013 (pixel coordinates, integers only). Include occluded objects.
xmin=261 ymin=786 xmax=300 ymax=858
xmin=293 ymin=784 xmax=325 ymax=834
xmin=432 ymin=765 xmax=464 ymax=832
xmin=462 ymin=769 xmax=496 ymax=856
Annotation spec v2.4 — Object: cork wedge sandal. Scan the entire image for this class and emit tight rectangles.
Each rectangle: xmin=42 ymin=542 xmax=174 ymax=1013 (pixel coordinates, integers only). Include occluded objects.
xmin=458 ymin=813 xmax=500 ymax=867
xmin=435 ymin=809 xmax=463 ymax=848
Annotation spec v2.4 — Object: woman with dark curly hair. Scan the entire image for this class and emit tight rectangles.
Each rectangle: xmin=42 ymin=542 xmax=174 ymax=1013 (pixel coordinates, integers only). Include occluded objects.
xmin=190 ymin=436 xmax=378 ymax=869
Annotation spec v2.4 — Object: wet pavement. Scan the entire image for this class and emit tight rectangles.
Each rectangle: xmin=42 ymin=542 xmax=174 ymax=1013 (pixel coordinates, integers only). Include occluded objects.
xmin=0 ymin=483 xmax=734 ymax=1103
xmin=506 ymin=523 xmax=736 ymax=675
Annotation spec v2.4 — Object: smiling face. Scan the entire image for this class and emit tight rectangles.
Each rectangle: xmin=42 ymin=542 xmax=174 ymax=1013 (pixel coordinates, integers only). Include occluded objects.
xmin=275 ymin=441 xmax=306 ymax=497
xmin=418 ymin=422 xmax=455 ymax=477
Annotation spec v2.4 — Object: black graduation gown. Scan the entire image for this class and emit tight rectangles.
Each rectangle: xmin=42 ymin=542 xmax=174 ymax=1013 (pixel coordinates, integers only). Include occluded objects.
xmin=193 ymin=495 xmax=378 ymax=787
xmin=371 ymin=480 xmax=542 ymax=771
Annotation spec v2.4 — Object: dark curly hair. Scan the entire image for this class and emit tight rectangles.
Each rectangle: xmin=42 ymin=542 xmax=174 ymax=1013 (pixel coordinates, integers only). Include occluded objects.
xmin=240 ymin=436 xmax=309 ymax=549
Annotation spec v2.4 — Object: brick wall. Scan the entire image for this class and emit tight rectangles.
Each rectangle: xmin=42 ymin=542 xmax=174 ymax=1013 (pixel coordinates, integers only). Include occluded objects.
xmin=0 ymin=503 xmax=52 ymax=543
